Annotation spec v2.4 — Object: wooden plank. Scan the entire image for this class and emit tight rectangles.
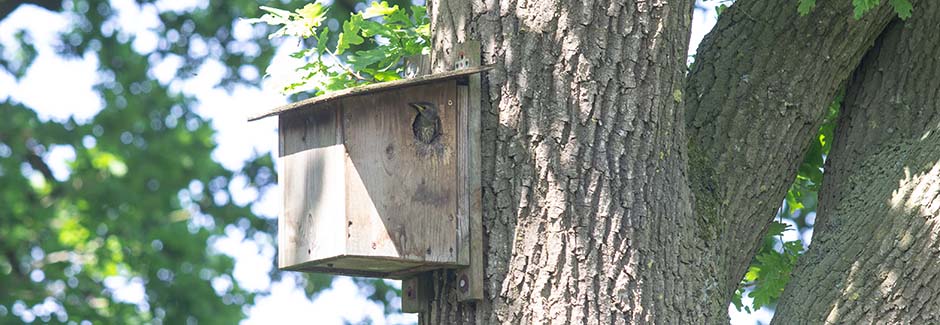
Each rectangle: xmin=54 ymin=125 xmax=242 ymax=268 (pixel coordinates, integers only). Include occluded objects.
xmin=403 ymin=54 xmax=431 ymax=78
xmin=278 ymin=105 xmax=341 ymax=155
xmin=456 ymin=84 xmax=470 ymax=267
xmin=401 ymin=275 xmax=430 ymax=313
xmin=454 ymin=40 xmax=484 ymax=301
xmin=281 ymin=254 xmax=459 ymax=279
xmin=249 ymin=66 xmax=493 ymax=121
xmin=277 ymin=108 xmax=347 ymax=269
xmin=341 ymin=81 xmax=461 ymax=265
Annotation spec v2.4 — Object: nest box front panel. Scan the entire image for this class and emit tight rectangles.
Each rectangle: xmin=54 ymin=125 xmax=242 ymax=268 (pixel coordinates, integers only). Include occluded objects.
xmin=342 ymin=81 xmax=459 ymax=265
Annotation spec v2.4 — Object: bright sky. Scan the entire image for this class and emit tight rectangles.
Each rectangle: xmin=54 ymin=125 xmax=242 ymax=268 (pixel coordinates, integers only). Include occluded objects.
xmin=0 ymin=1 xmax=795 ymax=324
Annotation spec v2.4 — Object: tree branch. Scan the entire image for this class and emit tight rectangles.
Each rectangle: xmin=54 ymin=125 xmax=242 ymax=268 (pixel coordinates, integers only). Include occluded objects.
xmin=24 ymin=144 xmax=65 ymax=198
xmin=684 ymin=0 xmax=912 ymax=300
xmin=775 ymin=3 xmax=940 ymax=322
xmin=25 ymin=152 xmax=56 ymax=182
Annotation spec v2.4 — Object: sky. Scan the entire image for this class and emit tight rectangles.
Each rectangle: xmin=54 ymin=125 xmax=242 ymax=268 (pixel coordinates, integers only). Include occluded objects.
xmin=0 ymin=1 xmax=792 ymax=324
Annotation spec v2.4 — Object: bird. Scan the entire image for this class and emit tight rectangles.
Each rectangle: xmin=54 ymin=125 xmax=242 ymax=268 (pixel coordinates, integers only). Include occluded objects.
xmin=409 ymin=102 xmax=442 ymax=144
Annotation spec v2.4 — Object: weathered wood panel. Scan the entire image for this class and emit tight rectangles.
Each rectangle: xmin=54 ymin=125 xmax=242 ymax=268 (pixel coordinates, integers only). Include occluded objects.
xmin=341 ymin=81 xmax=460 ymax=264
xmin=455 ymin=41 xmax=484 ymax=301
xmin=278 ymin=107 xmax=346 ymax=269
xmin=401 ymin=274 xmax=432 ymax=313
xmin=279 ymin=106 xmax=340 ymax=156
xmin=456 ymin=86 xmax=470 ymax=266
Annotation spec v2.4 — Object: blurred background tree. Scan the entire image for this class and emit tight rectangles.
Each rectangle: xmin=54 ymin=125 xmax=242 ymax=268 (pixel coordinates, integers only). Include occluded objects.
xmin=0 ymin=0 xmax=413 ymax=323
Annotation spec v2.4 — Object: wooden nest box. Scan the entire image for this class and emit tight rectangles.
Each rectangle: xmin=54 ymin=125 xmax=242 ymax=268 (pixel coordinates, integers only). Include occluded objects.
xmin=249 ymin=66 xmax=488 ymax=281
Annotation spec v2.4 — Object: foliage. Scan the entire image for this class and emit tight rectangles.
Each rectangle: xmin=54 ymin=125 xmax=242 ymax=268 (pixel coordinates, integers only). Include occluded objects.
xmin=785 ymin=93 xmax=840 ymax=214
xmin=731 ymin=222 xmax=805 ymax=313
xmin=247 ymin=1 xmax=430 ymax=95
xmin=0 ymin=0 xmax=402 ymax=323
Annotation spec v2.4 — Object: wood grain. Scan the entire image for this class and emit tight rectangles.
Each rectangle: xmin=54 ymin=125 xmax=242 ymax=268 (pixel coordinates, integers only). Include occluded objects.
xmin=454 ymin=41 xmax=484 ymax=301
xmin=278 ymin=107 xmax=346 ymax=269
xmin=342 ymin=81 xmax=460 ymax=264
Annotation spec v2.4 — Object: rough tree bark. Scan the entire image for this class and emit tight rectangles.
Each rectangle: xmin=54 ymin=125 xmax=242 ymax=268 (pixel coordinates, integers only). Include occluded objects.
xmin=775 ymin=3 xmax=940 ymax=323
xmin=419 ymin=0 xmax=932 ymax=323
xmin=684 ymin=0 xmax=902 ymax=298
xmin=428 ymin=0 xmax=708 ymax=323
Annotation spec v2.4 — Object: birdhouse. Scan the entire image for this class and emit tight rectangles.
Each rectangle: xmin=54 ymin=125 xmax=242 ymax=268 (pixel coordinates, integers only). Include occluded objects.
xmin=248 ymin=66 xmax=488 ymax=283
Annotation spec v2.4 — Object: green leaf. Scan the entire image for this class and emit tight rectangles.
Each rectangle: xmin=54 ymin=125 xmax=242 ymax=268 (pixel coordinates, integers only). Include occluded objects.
xmin=362 ymin=1 xmax=398 ymax=19
xmin=296 ymin=3 xmax=328 ymax=28
xmin=749 ymin=249 xmax=795 ymax=309
xmin=372 ymin=71 xmax=401 ymax=82
xmin=347 ymin=47 xmax=389 ymax=71
xmin=731 ymin=288 xmax=746 ymax=311
xmin=416 ymin=23 xmax=430 ymax=40
xmin=316 ymin=27 xmax=330 ymax=55
xmin=716 ymin=4 xmax=729 ymax=17
xmin=889 ymin=0 xmax=913 ymax=19
xmin=336 ymin=15 xmax=365 ymax=55
xmin=259 ymin=5 xmax=292 ymax=18
xmin=290 ymin=48 xmax=314 ymax=59
xmin=783 ymin=240 xmax=804 ymax=256
xmin=360 ymin=19 xmax=395 ymax=39
xmin=411 ymin=5 xmax=428 ymax=23
xmin=786 ymin=189 xmax=805 ymax=214
xmin=766 ymin=221 xmax=790 ymax=237
xmin=797 ymin=0 xmax=816 ymax=15
xmin=852 ymin=0 xmax=881 ymax=19
xmin=744 ymin=266 xmax=761 ymax=282
xmin=402 ymin=36 xmax=426 ymax=55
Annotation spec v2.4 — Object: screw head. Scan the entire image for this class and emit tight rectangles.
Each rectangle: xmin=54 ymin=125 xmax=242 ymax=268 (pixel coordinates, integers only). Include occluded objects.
xmin=447 ymin=100 xmax=453 ymax=106
xmin=459 ymin=274 xmax=469 ymax=293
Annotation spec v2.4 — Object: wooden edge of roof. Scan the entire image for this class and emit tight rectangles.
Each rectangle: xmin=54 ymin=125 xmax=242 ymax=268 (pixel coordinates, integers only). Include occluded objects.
xmin=247 ymin=65 xmax=493 ymax=122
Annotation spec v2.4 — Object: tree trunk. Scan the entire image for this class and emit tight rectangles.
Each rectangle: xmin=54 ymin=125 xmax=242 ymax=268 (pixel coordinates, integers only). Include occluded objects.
xmin=426 ymin=0 xmax=711 ymax=323
xmin=420 ymin=0 xmax=928 ymax=323
xmin=774 ymin=3 xmax=940 ymax=323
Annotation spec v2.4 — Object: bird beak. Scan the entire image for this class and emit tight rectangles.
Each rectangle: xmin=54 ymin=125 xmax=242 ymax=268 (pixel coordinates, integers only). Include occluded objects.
xmin=409 ymin=103 xmax=426 ymax=112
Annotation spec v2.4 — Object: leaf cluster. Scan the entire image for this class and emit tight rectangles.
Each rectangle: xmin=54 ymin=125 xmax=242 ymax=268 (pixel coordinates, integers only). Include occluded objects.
xmin=248 ymin=1 xmax=430 ymax=95
xmin=731 ymin=222 xmax=805 ymax=313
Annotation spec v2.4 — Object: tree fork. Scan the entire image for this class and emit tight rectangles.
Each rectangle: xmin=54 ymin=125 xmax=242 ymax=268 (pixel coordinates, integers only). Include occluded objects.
xmin=775 ymin=2 xmax=940 ymax=322
xmin=684 ymin=0 xmax=913 ymax=300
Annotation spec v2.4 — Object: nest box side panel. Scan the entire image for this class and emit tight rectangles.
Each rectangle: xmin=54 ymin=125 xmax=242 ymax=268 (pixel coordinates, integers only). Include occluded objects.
xmin=341 ymin=81 xmax=459 ymax=265
xmin=278 ymin=106 xmax=347 ymax=270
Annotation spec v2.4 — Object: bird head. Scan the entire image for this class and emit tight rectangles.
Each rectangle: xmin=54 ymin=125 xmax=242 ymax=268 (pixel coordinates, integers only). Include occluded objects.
xmin=409 ymin=102 xmax=437 ymax=114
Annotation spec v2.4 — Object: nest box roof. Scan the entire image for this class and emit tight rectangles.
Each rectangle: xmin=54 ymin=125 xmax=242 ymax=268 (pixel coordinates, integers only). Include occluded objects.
xmin=247 ymin=66 xmax=492 ymax=122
